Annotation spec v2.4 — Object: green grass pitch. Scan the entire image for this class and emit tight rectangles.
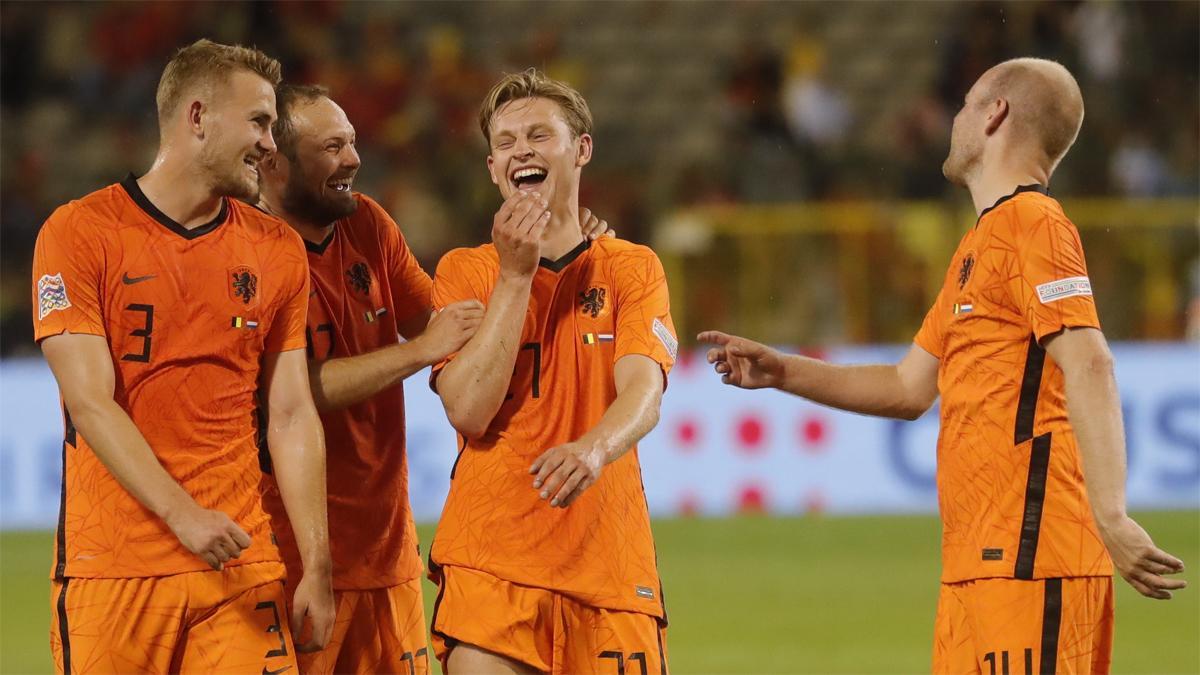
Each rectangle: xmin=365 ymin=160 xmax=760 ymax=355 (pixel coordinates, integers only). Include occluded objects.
xmin=2 ymin=513 xmax=1196 ymax=673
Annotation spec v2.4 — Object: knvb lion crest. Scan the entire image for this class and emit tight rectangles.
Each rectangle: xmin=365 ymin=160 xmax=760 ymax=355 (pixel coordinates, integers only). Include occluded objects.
xmin=346 ymin=262 xmax=371 ymax=295
xmin=957 ymin=252 xmax=975 ymax=290
xmin=229 ymin=266 xmax=259 ymax=305
xmin=579 ymin=286 xmax=607 ymax=318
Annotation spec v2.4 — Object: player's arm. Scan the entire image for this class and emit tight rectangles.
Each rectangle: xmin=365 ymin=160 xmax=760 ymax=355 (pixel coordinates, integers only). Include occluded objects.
xmin=41 ymin=333 xmax=251 ymax=571
xmin=437 ymin=192 xmax=548 ymax=439
xmin=259 ymin=348 xmax=334 ymax=650
xmin=530 ymin=354 xmax=664 ymax=508
xmin=307 ymin=300 xmax=483 ymax=411
xmin=698 ymin=331 xmax=940 ymax=420
xmin=1044 ymin=327 xmax=1186 ymax=599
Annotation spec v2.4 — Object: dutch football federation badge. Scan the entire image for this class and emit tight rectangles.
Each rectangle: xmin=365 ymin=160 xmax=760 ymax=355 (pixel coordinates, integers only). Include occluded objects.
xmin=38 ymin=273 xmax=71 ymax=320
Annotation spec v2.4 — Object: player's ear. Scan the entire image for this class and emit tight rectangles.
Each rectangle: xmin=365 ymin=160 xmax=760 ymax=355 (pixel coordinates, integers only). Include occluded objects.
xmin=486 ymin=154 xmax=500 ymax=186
xmin=575 ymin=133 xmax=593 ymax=168
xmin=187 ymin=100 xmax=205 ymax=138
xmin=984 ymin=98 xmax=1008 ymax=136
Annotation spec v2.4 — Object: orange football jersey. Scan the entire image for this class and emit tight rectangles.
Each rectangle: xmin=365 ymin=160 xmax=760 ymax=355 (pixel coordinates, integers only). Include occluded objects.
xmin=429 ymin=237 xmax=677 ymax=618
xmin=915 ymin=185 xmax=1113 ymax=583
xmin=31 ymin=176 xmax=308 ymax=579
xmin=261 ymin=193 xmax=431 ymax=590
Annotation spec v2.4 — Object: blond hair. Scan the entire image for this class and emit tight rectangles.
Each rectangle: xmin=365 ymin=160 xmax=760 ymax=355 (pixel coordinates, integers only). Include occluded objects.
xmin=983 ymin=58 xmax=1084 ymax=168
xmin=478 ymin=68 xmax=592 ymax=144
xmin=155 ymin=39 xmax=282 ymax=125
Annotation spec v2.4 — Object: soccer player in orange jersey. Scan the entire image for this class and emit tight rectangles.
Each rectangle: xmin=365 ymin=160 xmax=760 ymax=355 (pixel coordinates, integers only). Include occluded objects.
xmin=701 ymin=58 xmax=1186 ymax=673
xmin=254 ymin=84 xmax=483 ymax=675
xmin=428 ymin=69 xmax=678 ymax=674
xmin=32 ymin=41 xmax=334 ymax=673
xmin=255 ymin=84 xmax=612 ymax=674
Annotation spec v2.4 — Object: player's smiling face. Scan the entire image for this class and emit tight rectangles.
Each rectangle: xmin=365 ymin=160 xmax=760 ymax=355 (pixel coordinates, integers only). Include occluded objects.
xmin=486 ymin=96 xmax=591 ymax=204
xmin=281 ymin=97 xmax=361 ymax=224
xmin=198 ymin=69 xmax=277 ymax=201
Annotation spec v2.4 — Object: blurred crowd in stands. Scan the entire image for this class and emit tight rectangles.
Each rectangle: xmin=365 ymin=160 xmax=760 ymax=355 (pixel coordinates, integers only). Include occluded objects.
xmin=1 ymin=1 xmax=1196 ymax=355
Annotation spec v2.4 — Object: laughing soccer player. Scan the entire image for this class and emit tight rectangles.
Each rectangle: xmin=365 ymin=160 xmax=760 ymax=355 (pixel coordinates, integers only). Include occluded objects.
xmin=427 ymin=69 xmax=678 ymax=674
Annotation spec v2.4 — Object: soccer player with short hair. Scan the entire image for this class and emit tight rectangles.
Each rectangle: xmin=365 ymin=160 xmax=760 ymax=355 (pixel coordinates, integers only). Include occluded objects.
xmin=33 ymin=40 xmax=334 ymax=672
xmin=701 ymin=58 xmax=1186 ymax=673
xmin=428 ymin=69 xmax=678 ymax=674
xmin=255 ymin=83 xmax=484 ymax=674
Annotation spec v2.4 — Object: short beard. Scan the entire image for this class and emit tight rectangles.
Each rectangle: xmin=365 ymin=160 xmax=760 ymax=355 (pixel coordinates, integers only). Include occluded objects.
xmin=199 ymin=145 xmax=259 ymax=202
xmin=281 ymin=160 xmax=358 ymax=226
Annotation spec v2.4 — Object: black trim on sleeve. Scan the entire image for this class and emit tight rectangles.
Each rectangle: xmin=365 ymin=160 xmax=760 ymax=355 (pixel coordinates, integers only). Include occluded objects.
xmin=55 ymin=405 xmax=75 ymax=580
xmin=539 ymin=238 xmax=590 ymax=272
xmin=1039 ymin=578 xmax=1063 ymax=674
xmin=1014 ymin=336 xmax=1046 ymax=445
xmin=976 ymin=184 xmax=1049 ymax=225
xmin=1015 ymin=432 xmax=1052 ymax=579
xmin=57 ymin=578 xmax=72 ymax=674
xmin=120 ymin=174 xmax=229 ymax=240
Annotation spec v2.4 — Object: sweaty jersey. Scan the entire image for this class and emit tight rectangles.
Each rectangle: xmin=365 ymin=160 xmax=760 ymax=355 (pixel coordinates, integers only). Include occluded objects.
xmin=261 ymin=193 xmax=431 ymax=590
xmin=915 ymin=185 xmax=1113 ymax=583
xmin=31 ymin=176 xmax=308 ymax=579
xmin=429 ymin=237 xmax=677 ymax=618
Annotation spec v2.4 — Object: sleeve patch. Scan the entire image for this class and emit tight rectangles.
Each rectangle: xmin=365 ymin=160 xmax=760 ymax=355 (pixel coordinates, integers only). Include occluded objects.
xmin=37 ymin=273 xmax=72 ymax=319
xmin=1035 ymin=276 xmax=1092 ymax=304
xmin=652 ymin=317 xmax=678 ymax=360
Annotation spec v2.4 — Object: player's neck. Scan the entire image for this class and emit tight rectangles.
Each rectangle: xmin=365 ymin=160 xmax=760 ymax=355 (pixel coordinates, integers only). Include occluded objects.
xmin=138 ymin=158 xmax=224 ymax=229
xmin=541 ymin=204 xmax=585 ymax=261
xmin=967 ymin=158 xmax=1049 ymax=217
xmin=258 ymin=194 xmax=334 ymax=245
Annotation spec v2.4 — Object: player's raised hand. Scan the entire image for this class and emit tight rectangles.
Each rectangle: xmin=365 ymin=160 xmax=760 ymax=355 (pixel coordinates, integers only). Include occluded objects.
xmin=1100 ymin=515 xmax=1187 ymax=599
xmin=529 ymin=441 xmax=605 ymax=508
xmin=493 ymin=191 xmax=549 ymax=279
xmin=165 ymin=503 xmax=252 ymax=571
xmin=290 ymin=571 xmax=335 ymax=652
xmin=421 ymin=300 xmax=485 ymax=360
xmin=580 ymin=207 xmax=614 ymax=240
xmin=697 ymin=330 xmax=787 ymax=390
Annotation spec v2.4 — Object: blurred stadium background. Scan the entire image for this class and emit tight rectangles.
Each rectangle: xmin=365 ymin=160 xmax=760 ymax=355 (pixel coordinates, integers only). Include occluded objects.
xmin=1 ymin=1 xmax=1197 ymax=673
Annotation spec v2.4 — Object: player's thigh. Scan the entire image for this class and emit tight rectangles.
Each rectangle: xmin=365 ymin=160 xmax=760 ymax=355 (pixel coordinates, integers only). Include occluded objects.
xmin=559 ymin=601 xmax=667 ymax=675
xmin=932 ymin=582 xmax=980 ymax=675
xmin=430 ymin=564 xmax=553 ymax=673
xmin=962 ymin=577 xmax=1113 ymax=675
xmin=51 ymin=575 xmax=187 ymax=674
xmin=176 ymin=564 xmax=297 ymax=675
xmin=448 ymin=643 xmax=543 ymax=675
xmin=314 ymin=580 xmax=431 ymax=675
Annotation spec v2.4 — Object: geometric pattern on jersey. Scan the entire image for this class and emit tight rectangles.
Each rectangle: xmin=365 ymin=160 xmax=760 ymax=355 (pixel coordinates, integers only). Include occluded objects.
xmin=260 ymin=193 xmax=432 ymax=591
xmin=32 ymin=177 xmax=308 ymax=579
xmin=429 ymin=237 xmax=677 ymax=618
xmin=914 ymin=185 xmax=1112 ymax=583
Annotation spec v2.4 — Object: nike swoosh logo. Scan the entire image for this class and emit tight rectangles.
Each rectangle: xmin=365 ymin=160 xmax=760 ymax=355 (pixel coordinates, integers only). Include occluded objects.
xmin=262 ymin=667 xmax=291 ymax=675
xmin=122 ymin=273 xmax=156 ymax=285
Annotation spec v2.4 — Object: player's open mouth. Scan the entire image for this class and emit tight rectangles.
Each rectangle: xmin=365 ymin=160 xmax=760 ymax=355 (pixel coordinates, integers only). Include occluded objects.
xmin=510 ymin=166 xmax=548 ymax=191
xmin=327 ymin=177 xmax=353 ymax=193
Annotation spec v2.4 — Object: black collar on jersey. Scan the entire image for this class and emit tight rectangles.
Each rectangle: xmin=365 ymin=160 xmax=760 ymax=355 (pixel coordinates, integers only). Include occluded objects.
xmin=539 ymin=238 xmax=591 ymax=273
xmin=305 ymin=228 xmax=337 ymax=255
xmin=976 ymin=184 xmax=1049 ymax=225
xmin=121 ymin=173 xmax=229 ymax=240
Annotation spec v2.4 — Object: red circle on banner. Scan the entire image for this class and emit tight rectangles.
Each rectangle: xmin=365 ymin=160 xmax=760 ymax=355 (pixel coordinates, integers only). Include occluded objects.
xmin=799 ymin=415 xmax=828 ymax=451
xmin=735 ymin=415 xmax=766 ymax=452
xmin=678 ymin=492 xmax=700 ymax=517
xmin=803 ymin=490 xmax=827 ymax=514
xmin=675 ymin=418 xmax=699 ymax=450
xmin=737 ymin=484 xmax=768 ymax=513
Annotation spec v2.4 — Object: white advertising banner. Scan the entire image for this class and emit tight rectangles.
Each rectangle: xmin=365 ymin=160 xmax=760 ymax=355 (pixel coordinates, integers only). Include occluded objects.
xmin=2 ymin=344 xmax=1197 ymax=529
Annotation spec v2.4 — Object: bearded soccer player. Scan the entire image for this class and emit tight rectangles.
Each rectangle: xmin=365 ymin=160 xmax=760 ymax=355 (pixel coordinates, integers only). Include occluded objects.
xmin=32 ymin=40 xmax=334 ymax=673
xmin=700 ymin=58 xmax=1186 ymax=673
xmin=255 ymin=84 xmax=611 ymax=674
xmin=428 ymin=69 xmax=677 ymax=674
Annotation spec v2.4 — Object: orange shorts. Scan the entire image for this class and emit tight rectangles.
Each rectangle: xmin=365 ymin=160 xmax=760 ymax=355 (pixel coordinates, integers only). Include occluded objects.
xmin=50 ymin=561 xmax=294 ymax=674
xmin=292 ymin=577 xmax=429 ymax=675
xmin=429 ymin=564 xmax=668 ymax=675
xmin=933 ymin=576 xmax=1113 ymax=674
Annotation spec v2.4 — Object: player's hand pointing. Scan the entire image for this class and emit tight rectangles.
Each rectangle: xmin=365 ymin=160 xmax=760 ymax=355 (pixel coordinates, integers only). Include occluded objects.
xmin=1099 ymin=515 xmax=1187 ymax=599
xmin=420 ymin=300 xmax=485 ymax=361
xmin=291 ymin=570 xmax=335 ymax=652
xmin=530 ymin=441 xmax=606 ymax=508
xmin=697 ymin=330 xmax=786 ymax=390
xmin=165 ymin=503 xmax=252 ymax=571
xmin=493 ymin=191 xmax=549 ymax=279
